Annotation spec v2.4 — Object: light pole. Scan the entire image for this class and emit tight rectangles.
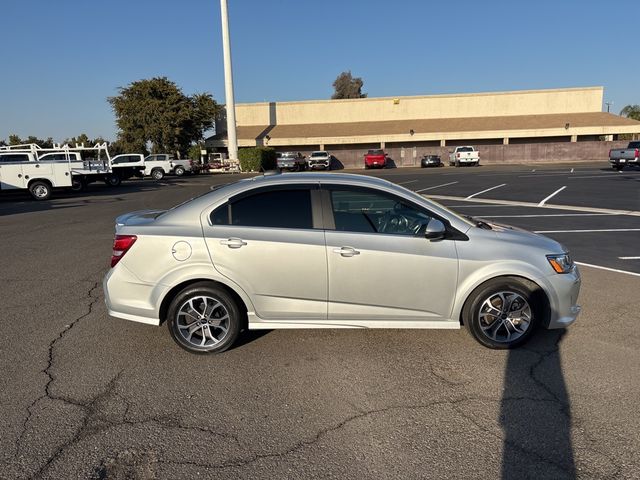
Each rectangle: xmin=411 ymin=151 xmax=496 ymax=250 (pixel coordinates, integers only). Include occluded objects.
xmin=220 ymin=0 xmax=238 ymax=161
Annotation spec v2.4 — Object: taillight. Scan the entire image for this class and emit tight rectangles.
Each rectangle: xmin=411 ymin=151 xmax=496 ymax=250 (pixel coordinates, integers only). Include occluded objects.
xmin=635 ymin=148 xmax=639 ymax=158
xmin=456 ymin=153 xmax=460 ymax=158
xmin=111 ymin=235 xmax=137 ymax=267
xmin=608 ymin=149 xmax=612 ymax=157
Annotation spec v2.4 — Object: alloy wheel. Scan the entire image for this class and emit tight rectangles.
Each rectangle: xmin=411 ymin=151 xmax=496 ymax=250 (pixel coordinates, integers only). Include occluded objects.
xmin=477 ymin=291 xmax=532 ymax=343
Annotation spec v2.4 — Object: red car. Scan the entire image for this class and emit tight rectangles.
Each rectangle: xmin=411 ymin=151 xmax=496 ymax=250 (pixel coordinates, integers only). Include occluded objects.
xmin=364 ymin=149 xmax=387 ymax=169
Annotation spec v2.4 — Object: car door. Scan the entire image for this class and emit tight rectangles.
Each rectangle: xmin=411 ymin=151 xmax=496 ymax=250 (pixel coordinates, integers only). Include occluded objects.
xmin=202 ymin=184 xmax=328 ymax=321
xmin=323 ymin=185 xmax=459 ymax=323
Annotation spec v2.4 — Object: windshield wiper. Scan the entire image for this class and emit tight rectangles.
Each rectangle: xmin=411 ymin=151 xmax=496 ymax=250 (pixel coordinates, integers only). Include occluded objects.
xmin=464 ymin=215 xmax=492 ymax=230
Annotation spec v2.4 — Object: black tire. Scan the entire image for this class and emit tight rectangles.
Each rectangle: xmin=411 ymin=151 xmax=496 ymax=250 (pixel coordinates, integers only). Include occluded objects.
xmin=174 ymin=166 xmax=186 ymax=176
xmin=29 ymin=180 xmax=51 ymax=201
xmin=104 ymin=173 xmax=121 ymax=187
xmin=455 ymin=160 xmax=460 ymax=167
xmin=462 ymin=277 xmax=544 ymax=349
xmin=151 ymin=168 xmax=165 ymax=181
xmin=70 ymin=177 xmax=86 ymax=192
xmin=167 ymin=282 xmax=241 ymax=354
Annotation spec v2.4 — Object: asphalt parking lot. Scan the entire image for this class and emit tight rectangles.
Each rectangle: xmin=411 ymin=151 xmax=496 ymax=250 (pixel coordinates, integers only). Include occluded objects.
xmin=1 ymin=163 xmax=639 ymax=479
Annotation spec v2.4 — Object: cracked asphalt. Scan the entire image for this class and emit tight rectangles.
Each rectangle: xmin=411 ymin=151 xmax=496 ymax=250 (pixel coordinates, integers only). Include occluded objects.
xmin=1 ymin=170 xmax=639 ymax=479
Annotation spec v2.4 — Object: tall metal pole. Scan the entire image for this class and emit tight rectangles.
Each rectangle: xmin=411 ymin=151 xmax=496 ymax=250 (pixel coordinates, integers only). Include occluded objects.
xmin=220 ymin=0 xmax=238 ymax=161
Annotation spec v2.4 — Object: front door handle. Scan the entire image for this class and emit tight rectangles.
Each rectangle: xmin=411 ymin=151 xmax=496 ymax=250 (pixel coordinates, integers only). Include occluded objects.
xmin=333 ymin=246 xmax=360 ymax=257
xmin=220 ymin=238 xmax=247 ymax=249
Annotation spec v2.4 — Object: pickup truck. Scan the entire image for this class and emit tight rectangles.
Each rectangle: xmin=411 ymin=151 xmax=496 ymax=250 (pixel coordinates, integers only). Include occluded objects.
xmin=609 ymin=141 xmax=640 ymax=170
xmin=110 ymin=154 xmax=173 ymax=180
xmin=277 ymin=152 xmax=307 ymax=171
xmin=449 ymin=146 xmax=480 ymax=167
xmin=364 ymin=149 xmax=387 ymax=169
xmin=307 ymin=151 xmax=331 ymax=170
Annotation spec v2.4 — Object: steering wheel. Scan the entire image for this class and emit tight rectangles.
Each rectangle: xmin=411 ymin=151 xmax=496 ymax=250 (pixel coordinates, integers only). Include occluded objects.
xmin=378 ymin=211 xmax=410 ymax=233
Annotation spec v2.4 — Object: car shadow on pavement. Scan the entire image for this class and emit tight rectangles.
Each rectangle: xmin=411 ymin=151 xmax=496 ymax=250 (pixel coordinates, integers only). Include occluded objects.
xmin=501 ymin=329 xmax=576 ymax=479
xmin=0 ymin=178 xmax=201 ymax=217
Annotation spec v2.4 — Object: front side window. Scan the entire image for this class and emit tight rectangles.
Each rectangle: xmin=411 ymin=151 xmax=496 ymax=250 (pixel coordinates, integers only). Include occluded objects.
xmin=211 ymin=189 xmax=313 ymax=229
xmin=330 ymin=189 xmax=433 ymax=236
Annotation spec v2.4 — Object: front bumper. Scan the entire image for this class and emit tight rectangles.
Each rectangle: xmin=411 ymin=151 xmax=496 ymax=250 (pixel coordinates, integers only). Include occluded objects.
xmin=308 ymin=161 xmax=329 ymax=169
xmin=543 ymin=266 xmax=582 ymax=329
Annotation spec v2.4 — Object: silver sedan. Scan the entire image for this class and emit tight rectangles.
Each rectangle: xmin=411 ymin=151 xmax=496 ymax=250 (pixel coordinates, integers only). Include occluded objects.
xmin=103 ymin=173 xmax=581 ymax=354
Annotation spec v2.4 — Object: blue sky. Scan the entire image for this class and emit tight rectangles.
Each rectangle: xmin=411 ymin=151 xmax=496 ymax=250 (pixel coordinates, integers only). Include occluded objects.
xmin=1 ymin=0 xmax=638 ymax=141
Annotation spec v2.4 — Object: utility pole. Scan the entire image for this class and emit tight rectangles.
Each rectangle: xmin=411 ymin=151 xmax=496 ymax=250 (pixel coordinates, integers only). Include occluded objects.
xmin=220 ymin=0 xmax=238 ymax=161
xmin=605 ymin=101 xmax=613 ymax=113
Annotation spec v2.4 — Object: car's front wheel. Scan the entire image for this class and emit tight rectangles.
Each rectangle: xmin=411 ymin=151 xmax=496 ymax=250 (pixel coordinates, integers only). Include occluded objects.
xmin=167 ymin=283 xmax=241 ymax=354
xmin=151 ymin=168 xmax=165 ymax=181
xmin=463 ymin=277 xmax=543 ymax=349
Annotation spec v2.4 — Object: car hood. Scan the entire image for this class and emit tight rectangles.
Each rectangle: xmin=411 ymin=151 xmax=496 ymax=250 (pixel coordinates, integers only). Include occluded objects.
xmin=483 ymin=220 xmax=565 ymax=253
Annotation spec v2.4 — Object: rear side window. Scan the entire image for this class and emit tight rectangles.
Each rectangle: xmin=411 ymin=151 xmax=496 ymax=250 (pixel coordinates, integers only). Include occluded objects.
xmin=0 ymin=154 xmax=29 ymax=163
xmin=212 ymin=189 xmax=313 ymax=229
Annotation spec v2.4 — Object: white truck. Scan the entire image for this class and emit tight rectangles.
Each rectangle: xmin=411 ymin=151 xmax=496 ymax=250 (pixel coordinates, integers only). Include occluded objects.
xmin=0 ymin=143 xmax=144 ymax=200
xmin=448 ymin=146 xmax=480 ymax=167
xmin=110 ymin=154 xmax=192 ymax=180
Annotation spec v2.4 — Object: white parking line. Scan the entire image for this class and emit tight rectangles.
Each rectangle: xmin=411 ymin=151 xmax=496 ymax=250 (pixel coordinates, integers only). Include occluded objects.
xmin=538 ymin=186 xmax=566 ymax=206
xmin=619 ymin=256 xmax=640 ymax=260
xmin=570 ymin=173 xmax=640 ymax=179
xmin=479 ymin=213 xmax=617 ymax=218
xmin=575 ymin=262 xmax=640 ymax=278
xmin=426 ymin=195 xmax=640 ymax=216
xmin=397 ymin=180 xmax=418 ymax=185
xmin=465 ymin=184 xmax=507 ymax=199
xmin=534 ymin=228 xmax=640 ymax=234
xmin=415 ymin=181 xmax=458 ymax=192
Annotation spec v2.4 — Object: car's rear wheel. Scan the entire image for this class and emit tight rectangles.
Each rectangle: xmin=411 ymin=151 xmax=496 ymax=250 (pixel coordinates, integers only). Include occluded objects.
xmin=104 ymin=173 xmax=121 ymax=187
xmin=70 ymin=177 xmax=86 ymax=192
xmin=174 ymin=166 xmax=186 ymax=176
xmin=167 ymin=283 xmax=241 ymax=354
xmin=463 ymin=277 xmax=542 ymax=349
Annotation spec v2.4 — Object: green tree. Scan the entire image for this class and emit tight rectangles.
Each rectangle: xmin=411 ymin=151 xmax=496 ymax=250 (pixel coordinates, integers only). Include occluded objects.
xmin=108 ymin=77 xmax=219 ymax=156
xmin=620 ymin=105 xmax=640 ymax=121
xmin=331 ymin=71 xmax=367 ymax=99
xmin=8 ymin=134 xmax=22 ymax=145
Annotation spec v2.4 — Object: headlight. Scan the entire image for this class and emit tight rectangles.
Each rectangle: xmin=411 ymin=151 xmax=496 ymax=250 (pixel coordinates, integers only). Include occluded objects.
xmin=546 ymin=253 xmax=573 ymax=274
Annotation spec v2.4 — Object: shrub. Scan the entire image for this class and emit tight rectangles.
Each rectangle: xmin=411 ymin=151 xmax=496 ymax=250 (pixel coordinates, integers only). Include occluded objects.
xmin=238 ymin=147 xmax=277 ymax=172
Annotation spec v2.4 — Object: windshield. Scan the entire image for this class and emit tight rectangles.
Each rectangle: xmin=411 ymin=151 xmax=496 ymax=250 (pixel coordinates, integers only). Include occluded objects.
xmin=281 ymin=153 xmax=296 ymax=158
xmin=368 ymin=149 xmax=384 ymax=155
xmin=311 ymin=152 xmax=327 ymax=157
xmin=457 ymin=147 xmax=474 ymax=152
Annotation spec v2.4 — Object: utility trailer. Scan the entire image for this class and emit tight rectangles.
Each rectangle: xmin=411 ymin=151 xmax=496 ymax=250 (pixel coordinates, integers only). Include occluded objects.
xmin=0 ymin=143 xmax=144 ymax=200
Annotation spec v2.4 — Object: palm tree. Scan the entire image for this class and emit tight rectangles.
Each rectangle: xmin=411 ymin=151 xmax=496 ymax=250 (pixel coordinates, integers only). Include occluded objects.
xmin=620 ymin=104 xmax=640 ymax=121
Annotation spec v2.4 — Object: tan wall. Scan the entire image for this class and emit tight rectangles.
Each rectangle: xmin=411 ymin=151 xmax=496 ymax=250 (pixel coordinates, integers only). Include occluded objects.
xmin=236 ymin=87 xmax=604 ymax=126
xmin=326 ymin=140 xmax=628 ymax=169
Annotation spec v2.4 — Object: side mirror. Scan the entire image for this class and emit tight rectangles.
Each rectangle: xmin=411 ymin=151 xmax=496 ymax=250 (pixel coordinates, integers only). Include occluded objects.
xmin=425 ymin=218 xmax=446 ymax=241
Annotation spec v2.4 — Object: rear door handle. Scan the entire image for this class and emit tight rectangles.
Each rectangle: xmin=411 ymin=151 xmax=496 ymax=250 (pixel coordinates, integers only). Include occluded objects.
xmin=333 ymin=246 xmax=360 ymax=257
xmin=220 ymin=238 xmax=247 ymax=249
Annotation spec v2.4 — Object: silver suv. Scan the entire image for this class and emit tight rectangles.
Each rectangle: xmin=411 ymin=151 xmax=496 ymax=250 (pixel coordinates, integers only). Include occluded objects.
xmin=103 ymin=173 xmax=581 ymax=354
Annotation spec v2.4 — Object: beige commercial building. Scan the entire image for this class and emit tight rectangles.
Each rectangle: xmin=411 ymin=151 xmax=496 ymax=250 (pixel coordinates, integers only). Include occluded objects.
xmin=207 ymin=87 xmax=640 ymax=167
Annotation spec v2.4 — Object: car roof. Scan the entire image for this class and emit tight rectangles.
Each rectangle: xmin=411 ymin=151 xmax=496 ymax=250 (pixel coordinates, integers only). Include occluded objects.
xmin=157 ymin=172 xmax=472 ymax=232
